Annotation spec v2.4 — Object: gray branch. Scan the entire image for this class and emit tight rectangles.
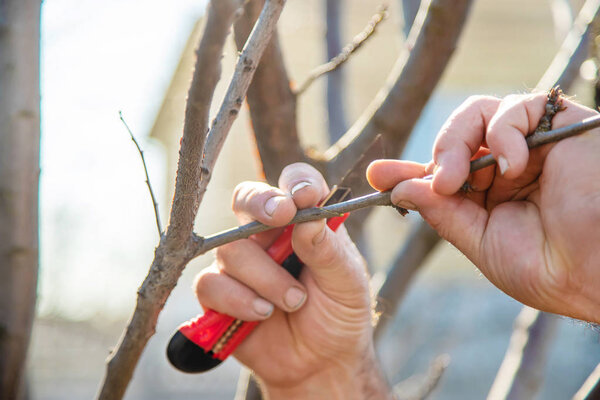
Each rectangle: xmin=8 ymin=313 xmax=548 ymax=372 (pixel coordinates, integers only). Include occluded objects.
xmin=192 ymin=115 xmax=600 ymax=258
xmin=96 ymin=1 xmax=286 ymax=398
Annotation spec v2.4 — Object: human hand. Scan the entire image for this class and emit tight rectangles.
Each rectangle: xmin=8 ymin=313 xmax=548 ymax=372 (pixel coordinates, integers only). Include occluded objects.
xmin=194 ymin=163 xmax=391 ymax=399
xmin=367 ymin=93 xmax=600 ymax=323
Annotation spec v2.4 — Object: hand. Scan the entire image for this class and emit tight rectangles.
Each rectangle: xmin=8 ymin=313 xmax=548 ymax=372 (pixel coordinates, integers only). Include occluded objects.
xmin=194 ymin=163 xmax=391 ymax=399
xmin=367 ymin=93 xmax=600 ymax=323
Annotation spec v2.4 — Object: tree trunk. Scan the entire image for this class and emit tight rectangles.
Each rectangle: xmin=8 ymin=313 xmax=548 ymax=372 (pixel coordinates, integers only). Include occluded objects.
xmin=0 ymin=0 xmax=41 ymax=398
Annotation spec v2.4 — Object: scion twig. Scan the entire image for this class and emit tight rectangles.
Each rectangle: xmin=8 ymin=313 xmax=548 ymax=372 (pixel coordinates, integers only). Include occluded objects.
xmin=193 ymin=114 xmax=600 ymax=257
xmin=294 ymin=5 xmax=388 ymax=95
xmin=119 ymin=111 xmax=163 ymax=237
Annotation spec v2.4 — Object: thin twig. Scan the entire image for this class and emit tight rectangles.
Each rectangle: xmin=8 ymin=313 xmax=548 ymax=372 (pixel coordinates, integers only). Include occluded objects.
xmin=192 ymin=115 xmax=600 ymax=257
xmin=394 ymin=354 xmax=450 ymax=400
xmin=294 ymin=5 xmax=388 ymax=95
xmin=119 ymin=111 xmax=163 ymax=237
xmin=193 ymin=191 xmax=393 ymax=257
xmin=537 ymin=0 xmax=600 ymax=91
xmin=470 ymin=113 xmax=600 ymax=170
xmin=572 ymin=362 xmax=600 ymax=400
xmin=325 ymin=0 xmax=474 ymax=186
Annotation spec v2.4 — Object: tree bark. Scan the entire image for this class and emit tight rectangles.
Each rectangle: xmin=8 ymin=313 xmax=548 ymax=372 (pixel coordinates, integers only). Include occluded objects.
xmin=325 ymin=0 xmax=349 ymax=142
xmin=325 ymin=0 xmax=474 ymax=186
xmin=233 ymin=0 xmax=304 ymax=186
xmin=0 ymin=1 xmax=41 ymax=399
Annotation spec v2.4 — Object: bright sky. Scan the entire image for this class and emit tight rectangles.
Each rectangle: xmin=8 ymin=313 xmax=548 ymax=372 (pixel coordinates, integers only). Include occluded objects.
xmin=40 ymin=0 xmax=206 ymax=320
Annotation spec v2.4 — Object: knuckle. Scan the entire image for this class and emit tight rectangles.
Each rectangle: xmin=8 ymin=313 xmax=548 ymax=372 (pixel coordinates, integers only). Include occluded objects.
xmin=464 ymin=94 xmax=496 ymax=107
xmin=194 ymin=269 xmax=218 ymax=297
xmin=232 ymin=181 xmax=253 ymax=212
xmin=215 ymin=240 xmax=242 ymax=265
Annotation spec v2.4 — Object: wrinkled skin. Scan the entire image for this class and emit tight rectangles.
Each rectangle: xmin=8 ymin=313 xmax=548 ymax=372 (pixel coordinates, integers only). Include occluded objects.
xmin=368 ymin=93 xmax=600 ymax=323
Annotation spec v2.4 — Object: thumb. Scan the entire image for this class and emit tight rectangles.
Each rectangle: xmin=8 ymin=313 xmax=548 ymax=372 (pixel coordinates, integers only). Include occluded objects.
xmin=392 ymin=177 xmax=489 ymax=265
xmin=291 ymin=219 xmax=370 ymax=309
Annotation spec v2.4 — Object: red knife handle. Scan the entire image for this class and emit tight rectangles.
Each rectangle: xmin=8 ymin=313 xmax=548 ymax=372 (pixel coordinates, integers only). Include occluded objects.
xmin=166 ymin=213 xmax=349 ymax=373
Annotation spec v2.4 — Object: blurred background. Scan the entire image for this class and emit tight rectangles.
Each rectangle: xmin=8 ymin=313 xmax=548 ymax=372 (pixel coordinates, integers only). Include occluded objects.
xmin=32 ymin=0 xmax=599 ymax=398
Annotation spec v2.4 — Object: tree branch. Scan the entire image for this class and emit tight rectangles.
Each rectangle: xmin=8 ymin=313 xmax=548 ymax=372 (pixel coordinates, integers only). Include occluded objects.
xmin=119 ymin=111 xmax=163 ymax=237
xmin=373 ymin=219 xmax=439 ymax=341
xmin=400 ymin=0 xmax=421 ymax=38
xmin=198 ymin=0 xmax=287 ymax=198
xmin=294 ymin=6 xmax=388 ymax=96
xmin=325 ymin=0 xmax=474 ymax=185
xmin=487 ymin=308 xmax=559 ymax=400
xmin=0 ymin=1 xmax=41 ymax=398
xmin=191 ymin=114 xmax=600 ymax=258
xmin=96 ymin=0 xmax=290 ymax=398
xmin=537 ymin=0 xmax=600 ymax=92
xmin=232 ymin=0 xmax=304 ymax=185
xmin=573 ymin=362 xmax=600 ymax=400
xmin=325 ymin=0 xmax=350 ymax=143
xmin=394 ymin=354 xmax=450 ymax=400
xmin=166 ymin=1 xmax=245 ymax=252
xmin=548 ymin=0 xmax=574 ymax=43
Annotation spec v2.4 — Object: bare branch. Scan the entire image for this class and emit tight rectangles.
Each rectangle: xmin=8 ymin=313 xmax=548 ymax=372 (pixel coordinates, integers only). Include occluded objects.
xmin=373 ymin=219 xmax=439 ymax=341
xmin=548 ymin=0 xmax=574 ymax=43
xmin=394 ymin=354 xmax=450 ymax=400
xmin=325 ymin=0 xmax=474 ymax=185
xmin=537 ymin=0 xmax=600 ymax=92
xmin=487 ymin=308 xmax=559 ymax=400
xmin=233 ymin=0 xmax=304 ymax=185
xmin=400 ymin=0 xmax=421 ymax=38
xmin=325 ymin=0 xmax=350 ymax=142
xmin=95 ymin=0 xmax=288 ymax=397
xmin=194 ymin=191 xmax=395 ymax=257
xmin=199 ymin=0 xmax=288 ymax=199
xmin=192 ymin=115 xmax=600 ymax=258
xmin=573 ymin=362 xmax=600 ymax=400
xmin=165 ymin=0 xmax=243 ymax=251
xmin=119 ymin=111 xmax=163 ymax=237
xmin=295 ymin=6 xmax=388 ymax=96
xmin=0 ymin=1 xmax=41 ymax=398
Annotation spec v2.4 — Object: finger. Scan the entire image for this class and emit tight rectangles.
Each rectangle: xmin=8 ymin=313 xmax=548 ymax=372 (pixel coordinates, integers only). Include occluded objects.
xmin=432 ymin=95 xmax=500 ymax=195
xmin=232 ymin=181 xmax=296 ymax=227
xmin=366 ymin=159 xmax=427 ymax=191
xmin=292 ymin=220 xmax=370 ymax=308
xmin=194 ymin=265 xmax=275 ymax=321
xmin=216 ymin=239 xmax=308 ymax=313
xmin=278 ymin=163 xmax=330 ymax=208
xmin=487 ymin=94 xmax=599 ymax=179
xmin=391 ymin=177 xmax=489 ymax=265
xmin=485 ymin=93 xmax=547 ymax=179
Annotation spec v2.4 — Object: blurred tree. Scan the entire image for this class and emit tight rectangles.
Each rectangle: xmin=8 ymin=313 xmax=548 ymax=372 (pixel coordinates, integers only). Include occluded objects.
xmin=0 ymin=0 xmax=42 ymax=399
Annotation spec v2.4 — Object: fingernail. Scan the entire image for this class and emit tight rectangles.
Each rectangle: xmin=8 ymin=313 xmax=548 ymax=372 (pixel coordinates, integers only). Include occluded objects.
xmin=395 ymin=200 xmax=417 ymax=210
xmin=284 ymin=287 xmax=306 ymax=310
xmin=264 ymin=195 xmax=285 ymax=216
xmin=498 ymin=155 xmax=509 ymax=175
xmin=253 ymin=298 xmax=274 ymax=317
xmin=290 ymin=181 xmax=311 ymax=195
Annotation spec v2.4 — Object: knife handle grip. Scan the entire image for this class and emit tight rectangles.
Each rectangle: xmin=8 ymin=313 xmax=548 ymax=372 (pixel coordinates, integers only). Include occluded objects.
xmin=166 ymin=213 xmax=349 ymax=373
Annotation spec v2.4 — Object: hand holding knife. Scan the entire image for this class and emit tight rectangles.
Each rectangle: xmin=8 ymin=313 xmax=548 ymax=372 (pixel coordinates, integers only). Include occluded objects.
xmin=167 ymin=137 xmax=385 ymax=373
